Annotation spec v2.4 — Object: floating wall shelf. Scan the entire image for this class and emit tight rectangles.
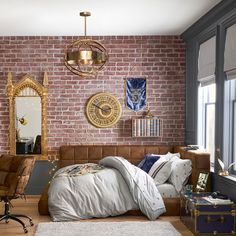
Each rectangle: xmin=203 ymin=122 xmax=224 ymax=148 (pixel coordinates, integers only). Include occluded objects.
xmin=131 ymin=118 xmax=161 ymax=137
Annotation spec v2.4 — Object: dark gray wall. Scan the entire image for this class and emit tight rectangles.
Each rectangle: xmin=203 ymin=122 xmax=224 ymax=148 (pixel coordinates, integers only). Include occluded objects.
xmin=182 ymin=0 xmax=236 ymax=145
xmin=25 ymin=161 xmax=58 ymax=194
xmin=212 ymin=173 xmax=236 ymax=202
xmin=182 ymin=0 xmax=236 ymax=197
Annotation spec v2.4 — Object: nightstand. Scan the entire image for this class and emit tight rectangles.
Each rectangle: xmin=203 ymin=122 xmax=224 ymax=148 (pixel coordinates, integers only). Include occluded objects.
xmin=16 ymin=137 xmax=34 ymax=154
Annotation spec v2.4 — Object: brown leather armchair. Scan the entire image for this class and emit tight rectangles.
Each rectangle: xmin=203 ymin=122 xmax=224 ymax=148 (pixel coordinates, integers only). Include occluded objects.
xmin=0 ymin=154 xmax=35 ymax=233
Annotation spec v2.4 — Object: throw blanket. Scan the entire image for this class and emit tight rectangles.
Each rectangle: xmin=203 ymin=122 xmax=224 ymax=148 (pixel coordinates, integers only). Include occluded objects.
xmin=53 ymin=163 xmax=105 ymax=177
xmin=48 ymin=156 xmax=166 ymax=221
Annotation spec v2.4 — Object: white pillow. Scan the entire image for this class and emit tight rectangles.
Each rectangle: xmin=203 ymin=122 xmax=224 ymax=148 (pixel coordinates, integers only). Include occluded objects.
xmin=168 ymin=158 xmax=192 ymax=192
xmin=148 ymin=158 xmax=173 ymax=185
xmin=149 ymin=152 xmax=180 ymax=161
xmin=165 ymin=152 xmax=180 ymax=161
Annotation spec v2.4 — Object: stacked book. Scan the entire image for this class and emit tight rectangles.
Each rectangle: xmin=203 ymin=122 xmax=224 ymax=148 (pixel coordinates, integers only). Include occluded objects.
xmin=132 ymin=118 xmax=161 ymax=137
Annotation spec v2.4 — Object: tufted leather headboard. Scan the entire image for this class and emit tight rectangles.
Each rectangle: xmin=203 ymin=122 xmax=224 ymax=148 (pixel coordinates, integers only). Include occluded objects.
xmin=59 ymin=145 xmax=210 ymax=190
xmin=59 ymin=145 xmax=175 ymax=167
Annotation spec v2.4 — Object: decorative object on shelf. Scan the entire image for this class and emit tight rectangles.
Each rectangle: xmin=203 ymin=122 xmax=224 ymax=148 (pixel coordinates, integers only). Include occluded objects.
xmin=86 ymin=92 xmax=122 ymax=128
xmin=217 ymin=158 xmax=236 ymax=176
xmin=132 ymin=118 xmax=161 ymax=137
xmin=65 ymin=11 xmax=108 ymax=77
xmin=143 ymin=108 xmax=154 ymax=118
xmin=184 ymin=145 xmax=199 ymax=151
xmin=125 ymin=78 xmax=146 ymax=111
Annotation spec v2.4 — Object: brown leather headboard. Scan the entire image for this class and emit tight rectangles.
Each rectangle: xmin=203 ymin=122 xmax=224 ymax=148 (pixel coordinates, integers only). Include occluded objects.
xmin=59 ymin=145 xmax=175 ymax=167
xmin=59 ymin=145 xmax=210 ymax=190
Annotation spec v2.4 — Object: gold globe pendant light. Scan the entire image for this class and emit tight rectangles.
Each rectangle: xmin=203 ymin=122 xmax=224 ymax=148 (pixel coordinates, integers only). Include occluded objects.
xmin=65 ymin=11 xmax=108 ymax=77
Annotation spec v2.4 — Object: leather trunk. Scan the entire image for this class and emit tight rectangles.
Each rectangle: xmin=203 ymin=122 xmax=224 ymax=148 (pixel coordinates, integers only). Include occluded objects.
xmin=180 ymin=193 xmax=236 ymax=235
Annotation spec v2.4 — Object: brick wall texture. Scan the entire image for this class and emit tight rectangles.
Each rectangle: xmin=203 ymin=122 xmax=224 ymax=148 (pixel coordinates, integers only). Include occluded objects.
xmin=0 ymin=36 xmax=186 ymax=159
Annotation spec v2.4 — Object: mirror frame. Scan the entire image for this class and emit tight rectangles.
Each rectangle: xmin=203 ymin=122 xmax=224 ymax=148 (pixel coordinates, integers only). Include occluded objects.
xmin=6 ymin=72 xmax=48 ymax=160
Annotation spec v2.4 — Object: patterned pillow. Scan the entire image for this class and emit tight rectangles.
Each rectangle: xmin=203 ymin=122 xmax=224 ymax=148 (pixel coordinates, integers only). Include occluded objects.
xmin=137 ymin=154 xmax=160 ymax=173
xmin=148 ymin=158 xmax=173 ymax=185
xmin=168 ymin=158 xmax=192 ymax=192
xmin=165 ymin=152 xmax=181 ymax=161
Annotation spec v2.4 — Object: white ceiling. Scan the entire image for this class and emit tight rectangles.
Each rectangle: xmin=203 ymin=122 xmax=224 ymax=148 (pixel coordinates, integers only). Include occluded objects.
xmin=0 ymin=0 xmax=221 ymax=36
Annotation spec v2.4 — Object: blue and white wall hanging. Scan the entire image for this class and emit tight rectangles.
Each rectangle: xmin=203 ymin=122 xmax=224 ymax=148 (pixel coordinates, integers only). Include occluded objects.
xmin=125 ymin=78 xmax=146 ymax=111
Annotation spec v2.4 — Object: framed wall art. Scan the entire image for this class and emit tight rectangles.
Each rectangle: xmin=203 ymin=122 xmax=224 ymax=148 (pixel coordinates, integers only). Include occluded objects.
xmin=195 ymin=172 xmax=209 ymax=192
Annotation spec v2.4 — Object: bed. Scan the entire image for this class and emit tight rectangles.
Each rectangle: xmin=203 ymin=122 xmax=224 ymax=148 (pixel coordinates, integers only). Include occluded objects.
xmin=38 ymin=145 xmax=210 ymax=218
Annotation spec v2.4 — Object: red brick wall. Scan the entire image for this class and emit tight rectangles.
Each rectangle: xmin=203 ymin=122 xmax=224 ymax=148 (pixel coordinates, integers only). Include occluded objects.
xmin=0 ymin=36 xmax=186 ymax=158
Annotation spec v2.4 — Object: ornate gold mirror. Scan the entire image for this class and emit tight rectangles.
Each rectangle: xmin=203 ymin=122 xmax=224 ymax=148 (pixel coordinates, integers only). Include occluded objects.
xmin=6 ymin=72 xmax=48 ymax=160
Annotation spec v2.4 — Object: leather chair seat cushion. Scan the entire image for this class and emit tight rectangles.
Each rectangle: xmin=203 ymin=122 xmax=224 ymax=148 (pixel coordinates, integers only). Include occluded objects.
xmin=0 ymin=186 xmax=9 ymax=195
xmin=5 ymin=173 xmax=17 ymax=187
xmin=0 ymin=171 xmax=8 ymax=185
xmin=9 ymin=156 xmax=26 ymax=172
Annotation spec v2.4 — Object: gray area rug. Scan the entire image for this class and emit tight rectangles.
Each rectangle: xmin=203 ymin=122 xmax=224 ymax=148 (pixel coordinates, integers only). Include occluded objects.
xmin=35 ymin=221 xmax=181 ymax=236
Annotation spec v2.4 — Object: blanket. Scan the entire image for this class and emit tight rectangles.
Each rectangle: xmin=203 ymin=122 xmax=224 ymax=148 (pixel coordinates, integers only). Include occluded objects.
xmin=48 ymin=156 xmax=166 ymax=221
xmin=53 ymin=163 xmax=104 ymax=177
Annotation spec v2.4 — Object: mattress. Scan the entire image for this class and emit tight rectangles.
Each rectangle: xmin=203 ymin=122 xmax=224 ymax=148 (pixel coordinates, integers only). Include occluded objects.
xmin=156 ymin=183 xmax=179 ymax=198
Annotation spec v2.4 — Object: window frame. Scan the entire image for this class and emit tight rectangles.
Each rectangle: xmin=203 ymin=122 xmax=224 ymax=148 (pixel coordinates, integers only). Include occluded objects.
xmin=233 ymin=100 xmax=236 ymax=173
xmin=197 ymin=83 xmax=216 ymax=167
xmin=224 ymin=77 xmax=236 ymax=175
xmin=222 ymin=19 xmax=236 ymax=176
xmin=204 ymin=102 xmax=215 ymax=153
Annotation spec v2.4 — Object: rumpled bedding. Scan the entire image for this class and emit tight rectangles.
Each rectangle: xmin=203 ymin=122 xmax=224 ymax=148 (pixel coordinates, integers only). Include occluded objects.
xmin=48 ymin=156 xmax=166 ymax=221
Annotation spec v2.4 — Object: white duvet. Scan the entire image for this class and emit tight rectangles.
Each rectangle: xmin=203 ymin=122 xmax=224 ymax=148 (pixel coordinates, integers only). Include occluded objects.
xmin=48 ymin=156 xmax=166 ymax=221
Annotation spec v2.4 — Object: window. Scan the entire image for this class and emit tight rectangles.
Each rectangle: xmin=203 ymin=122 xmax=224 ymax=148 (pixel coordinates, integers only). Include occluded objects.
xmin=198 ymin=83 xmax=216 ymax=166
xmin=233 ymin=100 xmax=236 ymax=172
xmin=197 ymin=36 xmax=216 ymax=167
xmin=224 ymin=78 xmax=236 ymax=174
xmin=223 ymin=22 xmax=236 ymax=175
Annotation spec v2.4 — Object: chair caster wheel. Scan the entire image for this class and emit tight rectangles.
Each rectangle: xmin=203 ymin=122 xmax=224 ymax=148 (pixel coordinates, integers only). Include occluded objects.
xmin=5 ymin=220 xmax=9 ymax=224
xmin=30 ymin=220 xmax=34 ymax=226
xmin=23 ymin=227 xmax=28 ymax=233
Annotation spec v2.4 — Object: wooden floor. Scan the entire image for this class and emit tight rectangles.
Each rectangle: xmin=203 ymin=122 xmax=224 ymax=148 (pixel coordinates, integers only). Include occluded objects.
xmin=0 ymin=196 xmax=194 ymax=236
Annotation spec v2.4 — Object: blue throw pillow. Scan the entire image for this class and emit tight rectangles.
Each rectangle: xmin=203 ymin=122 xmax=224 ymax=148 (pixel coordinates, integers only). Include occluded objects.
xmin=138 ymin=154 xmax=160 ymax=173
